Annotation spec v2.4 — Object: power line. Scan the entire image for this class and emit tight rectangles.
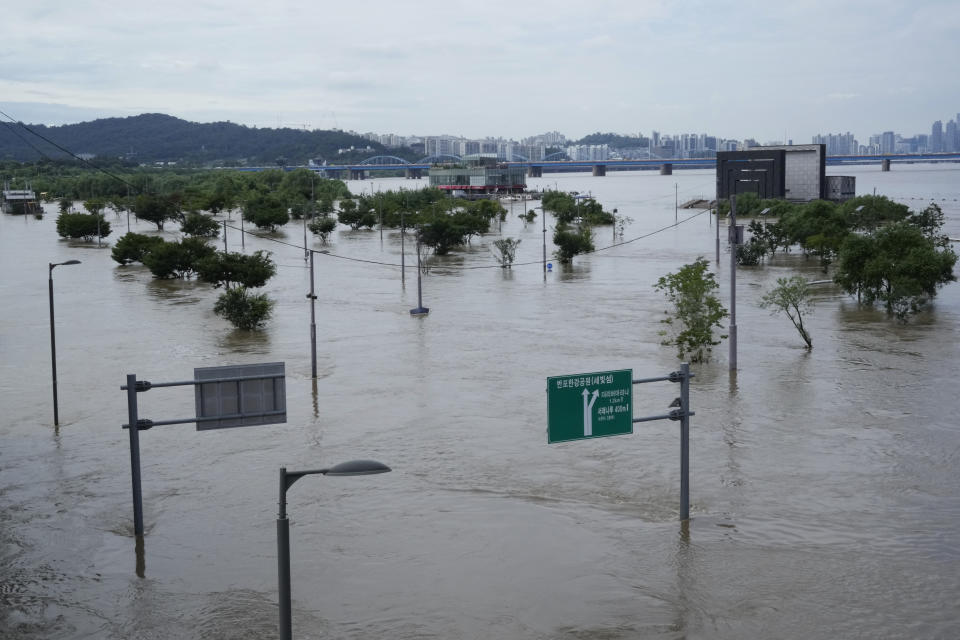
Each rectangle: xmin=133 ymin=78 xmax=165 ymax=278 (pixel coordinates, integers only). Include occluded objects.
xmin=223 ymin=207 xmax=712 ymax=272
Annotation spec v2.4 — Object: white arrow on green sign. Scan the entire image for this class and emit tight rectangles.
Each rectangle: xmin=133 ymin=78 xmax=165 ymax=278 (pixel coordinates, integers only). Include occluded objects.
xmin=547 ymin=369 xmax=633 ymax=443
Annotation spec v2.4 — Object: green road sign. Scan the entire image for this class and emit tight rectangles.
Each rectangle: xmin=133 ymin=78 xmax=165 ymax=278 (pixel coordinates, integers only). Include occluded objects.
xmin=547 ymin=369 xmax=633 ymax=443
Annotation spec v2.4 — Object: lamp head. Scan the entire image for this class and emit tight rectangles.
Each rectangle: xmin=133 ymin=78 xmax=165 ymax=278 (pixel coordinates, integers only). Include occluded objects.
xmin=324 ymin=459 xmax=391 ymax=476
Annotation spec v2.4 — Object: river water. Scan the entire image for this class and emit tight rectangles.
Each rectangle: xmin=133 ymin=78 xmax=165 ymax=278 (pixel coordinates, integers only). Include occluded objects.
xmin=2 ymin=164 xmax=959 ymax=639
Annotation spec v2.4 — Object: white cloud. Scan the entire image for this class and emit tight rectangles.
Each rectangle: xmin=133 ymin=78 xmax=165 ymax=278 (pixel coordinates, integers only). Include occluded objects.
xmin=0 ymin=0 xmax=957 ymax=140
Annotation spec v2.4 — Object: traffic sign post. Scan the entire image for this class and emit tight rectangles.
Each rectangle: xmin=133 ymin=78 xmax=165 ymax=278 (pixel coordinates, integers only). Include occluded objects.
xmin=547 ymin=369 xmax=633 ymax=443
xmin=121 ymin=363 xmax=287 ymax=538
xmin=547 ymin=364 xmax=695 ymax=521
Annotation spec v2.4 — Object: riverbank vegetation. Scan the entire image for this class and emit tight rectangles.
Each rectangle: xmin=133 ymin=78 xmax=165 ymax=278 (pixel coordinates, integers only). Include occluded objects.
xmin=724 ymin=194 xmax=956 ymax=320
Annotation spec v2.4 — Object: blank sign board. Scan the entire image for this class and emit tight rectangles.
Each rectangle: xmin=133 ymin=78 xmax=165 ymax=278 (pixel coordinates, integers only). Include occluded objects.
xmin=194 ymin=362 xmax=286 ymax=430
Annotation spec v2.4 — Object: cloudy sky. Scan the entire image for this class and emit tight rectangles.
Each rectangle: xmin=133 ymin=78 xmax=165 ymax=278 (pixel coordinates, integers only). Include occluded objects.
xmin=1 ymin=0 xmax=958 ymax=143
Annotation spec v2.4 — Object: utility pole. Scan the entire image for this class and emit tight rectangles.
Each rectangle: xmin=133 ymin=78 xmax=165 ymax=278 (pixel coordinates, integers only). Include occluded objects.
xmin=308 ymin=251 xmax=317 ymax=378
xmin=729 ymin=195 xmax=738 ymax=371
xmin=542 ymin=204 xmax=547 ymax=281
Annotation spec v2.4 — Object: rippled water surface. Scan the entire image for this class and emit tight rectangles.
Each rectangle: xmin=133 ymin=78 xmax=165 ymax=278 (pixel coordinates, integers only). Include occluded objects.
xmin=2 ymin=165 xmax=960 ymax=639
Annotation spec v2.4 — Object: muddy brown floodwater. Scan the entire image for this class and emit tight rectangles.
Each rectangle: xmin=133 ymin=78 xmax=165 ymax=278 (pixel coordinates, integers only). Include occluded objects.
xmin=2 ymin=165 xmax=960 ymax=639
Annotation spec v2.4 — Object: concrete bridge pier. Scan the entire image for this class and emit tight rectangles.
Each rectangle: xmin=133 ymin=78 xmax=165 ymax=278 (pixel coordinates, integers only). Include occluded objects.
xmin=592 ymin=165 xmax=606 ymax=177
xmin=881 ymin=159 xmax=891 ymax=171
xmin=660 ymin=163 xmax=673 ymax=175
xmin=527 ymin=166 xmax=542 ymax=178
xmin=350 ymin=169 xmax=366 ymax=180
xmin=406 ymin=168 xmax=423 ymax=179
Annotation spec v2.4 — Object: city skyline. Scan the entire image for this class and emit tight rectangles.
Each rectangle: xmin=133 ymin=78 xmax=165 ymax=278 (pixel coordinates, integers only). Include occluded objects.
xmin=2 ymin=1 xmax=958 ymax=143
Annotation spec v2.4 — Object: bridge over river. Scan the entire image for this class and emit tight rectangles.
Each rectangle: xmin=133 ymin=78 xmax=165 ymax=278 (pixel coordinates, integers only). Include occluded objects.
xmin=234 ymin=152 xmax=960 ymax=180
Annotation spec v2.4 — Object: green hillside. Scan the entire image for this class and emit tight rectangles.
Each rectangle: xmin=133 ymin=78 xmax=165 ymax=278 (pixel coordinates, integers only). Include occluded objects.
xmin=0 ymin=113 xmax=399 ymax=165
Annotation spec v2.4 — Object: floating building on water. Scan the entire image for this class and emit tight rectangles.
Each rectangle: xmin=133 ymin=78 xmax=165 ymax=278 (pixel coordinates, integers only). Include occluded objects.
xmin=428 ymin=155 xmax=527 ymax=197
xmin=2 ymin=184 xmax=42 ymax=215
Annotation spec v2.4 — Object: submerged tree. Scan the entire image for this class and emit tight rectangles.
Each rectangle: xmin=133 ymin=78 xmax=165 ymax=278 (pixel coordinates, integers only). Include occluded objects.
xmin=492 ymin=238 xmax=521 ymax=268
xmin=308 ymin=215 xmax=337 ymax=244
xmin=111 ymin=232 xmax=165 ymax=265
xmin=134 ymin=193 xmax=181 ymax=230
xmin=834 ymin=221 xmax=957 ymax=320
xmin=180 ymin=212 xmax=221 ymax=238
xmin=56 ymin=212 xmax=110 ymax=242
xmin=141 ymin=237 xmax=216 ymax=279
xmin=553 ymin=224 xmax=594 ymax=264
xmin=759 ymin=276 xmax=814 ymax=349
xmin=196 ymin=250 xmax=276 ymax=289
xmin=242 ymin=193 xmax=289 ymax=231
xmin=655 ymin=258 xmax=728 ymax=362
xmin=213 ymin=286 xmax=274 ymax=330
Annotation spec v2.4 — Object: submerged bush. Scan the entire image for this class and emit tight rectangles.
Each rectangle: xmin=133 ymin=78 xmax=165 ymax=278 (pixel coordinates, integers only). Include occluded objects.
xmin=213 ymin=286 xmax=274 ymax=330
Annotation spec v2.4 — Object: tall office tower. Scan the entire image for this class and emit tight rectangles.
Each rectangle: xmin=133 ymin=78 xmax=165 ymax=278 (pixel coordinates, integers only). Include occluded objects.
xmin=881 ymin=131 xmax=896 ymax=154
xmin=931 ymin=120 xmax=944 ymax=152
xmin=946 ymin=120 xmax=959 ymax=153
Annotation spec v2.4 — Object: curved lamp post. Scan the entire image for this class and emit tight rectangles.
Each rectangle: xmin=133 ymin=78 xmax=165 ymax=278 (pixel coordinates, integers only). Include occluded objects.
xmin=277 ymin=459 xmax=391 ymax=640
xmin=49 ymin=259 xmax=81 ymax=426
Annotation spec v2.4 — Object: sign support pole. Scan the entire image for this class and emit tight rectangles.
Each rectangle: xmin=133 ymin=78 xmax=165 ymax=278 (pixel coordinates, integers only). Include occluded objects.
xmin=309 ymin=251 xmax=317 ymax=378
xmin=126 ymin=373 xmax=145 ymax=537
xmin=680 ymin=362 xmax=690 ymax=521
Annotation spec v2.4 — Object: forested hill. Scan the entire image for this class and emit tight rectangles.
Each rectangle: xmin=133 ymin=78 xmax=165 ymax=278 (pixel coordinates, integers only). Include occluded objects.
xmin=0 ymin=113 xmax=391 ymax=165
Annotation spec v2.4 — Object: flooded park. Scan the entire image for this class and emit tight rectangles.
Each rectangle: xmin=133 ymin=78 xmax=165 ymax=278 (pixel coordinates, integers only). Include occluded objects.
xmin=2 ymin=164 xmax=960 ymax=638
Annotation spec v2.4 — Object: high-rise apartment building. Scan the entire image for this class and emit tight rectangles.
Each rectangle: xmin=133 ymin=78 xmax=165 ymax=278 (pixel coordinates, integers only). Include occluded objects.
xmin=880 ymin=131 xmax=896 ymax=154
xmin=946 ymin=120 xmax=958 ymax=153
xmin=931 ymin=120 xmax=943 ymax=152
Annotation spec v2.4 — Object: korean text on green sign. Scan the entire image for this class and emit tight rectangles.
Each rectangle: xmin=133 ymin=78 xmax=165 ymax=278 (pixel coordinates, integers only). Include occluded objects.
xmin=547 ymin=369 xmax=633 ymax=443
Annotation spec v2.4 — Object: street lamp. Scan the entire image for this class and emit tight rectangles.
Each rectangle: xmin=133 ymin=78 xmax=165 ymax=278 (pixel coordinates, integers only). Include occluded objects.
xmin=277 ymin=459 xmax=391 ymax=640
xmin=49 ymin=259 xmax=81 ymax=426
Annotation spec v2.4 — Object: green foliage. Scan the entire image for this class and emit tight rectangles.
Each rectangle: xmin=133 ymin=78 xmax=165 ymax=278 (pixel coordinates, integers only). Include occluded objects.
xmin=55 ymin=212 xmax=111 ymax=241
xmin=907 ymin=202 xmax=949 ymax=245
xmin=336 ymin=198 xmax=362 ymax=228
xmin=336 ymin=198 xmax=377 ymax=229
xmin=308 ymin=215 xmax=337 ymax=243
xmin=180 ymin=212 xmax=222 ymax=238
xmin=839 ymin=195 xmax=909 ymax=231
xmin=521 ymin=209 xmax=537 ymax=223
xmin=577 ymin=198 xmax=615 ymax=225
xmin=542 ymin=191 xmax=613 ymax=225
xmin=417 ymin=211 xmax=482 ymax=255
xmin=135 ymin=193 xmax=181 ymax=230
xmin=552 ymin=224 xmax=594 ymax=264
xmin=58 ymin=197 xmax=71 ymax=213
xmin=717 ymin=193 xmax=793 ymax=219
xmin=83 ymin=198 xmax=106 ymax=216
xmin=655 ymin=258 xmax=728 ymax=363
xmin=759 ymin=276 xmax=814 ymax=349
xmin=834 ymin=222 xmax=957 ymax=320
xmin=196 ymin=250 xmax=276 ymax=289
xmin=737 ymin=220 xmax=770 ymax=265
xmin=142 ymin=237 xmax=216 ymax=279
xmin=492 ymin=238 xmax=521 ymax=268
xmin=573 ymin=132 xmax=648 ymax=148
xmin=356 ymin=187 xmax=448 ymax=229
xmin=467 ymin=198 xmax=507 ymax=222
xmin=111 ymin=232 xmax=165 ymax=265
xmin=542 ymin=191 xmax=577 ymax=224
xmin=779 ymin=200 xmax=849 ymax=268
xmin=242 ymin=193 xmax=289 ymax=230
xmin=213 ymin=286 xmax=274 ymax=330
